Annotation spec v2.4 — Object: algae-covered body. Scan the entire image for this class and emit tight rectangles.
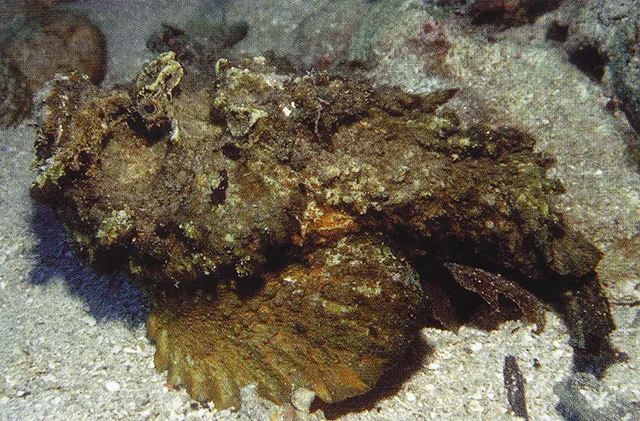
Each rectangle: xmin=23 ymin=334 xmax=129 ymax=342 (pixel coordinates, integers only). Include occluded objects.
xmin=31 ymin=52 xmax=602 ymax=408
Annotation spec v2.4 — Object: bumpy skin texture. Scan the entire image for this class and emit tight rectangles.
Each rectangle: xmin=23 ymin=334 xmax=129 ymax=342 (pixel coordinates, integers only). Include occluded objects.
xmin=148 ymin=235 xmax=423 ymax=407
xmin=31 ymin=52 xmax=602 ymax=408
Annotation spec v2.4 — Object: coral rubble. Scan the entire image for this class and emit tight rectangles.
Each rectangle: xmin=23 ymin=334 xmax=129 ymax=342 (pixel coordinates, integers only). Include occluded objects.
xmin=31 ymin=52 xmax=606 ymax=409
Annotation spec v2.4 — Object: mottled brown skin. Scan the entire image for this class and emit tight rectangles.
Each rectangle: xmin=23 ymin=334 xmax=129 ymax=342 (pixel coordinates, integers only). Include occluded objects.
xmin=31 ymin=52 xmax=602 ymax=409
xmin=148 ymin=235 xmax=423 ymax=407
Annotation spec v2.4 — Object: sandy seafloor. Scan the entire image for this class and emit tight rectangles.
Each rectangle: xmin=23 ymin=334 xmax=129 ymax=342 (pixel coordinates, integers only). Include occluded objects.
xmin=1 ymin=0 xmax=640 ymax=420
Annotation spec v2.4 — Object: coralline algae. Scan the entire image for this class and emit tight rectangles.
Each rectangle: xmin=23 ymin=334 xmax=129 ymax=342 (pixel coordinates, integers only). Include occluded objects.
xmin=31 ymin=52 xmax=605 ymax=409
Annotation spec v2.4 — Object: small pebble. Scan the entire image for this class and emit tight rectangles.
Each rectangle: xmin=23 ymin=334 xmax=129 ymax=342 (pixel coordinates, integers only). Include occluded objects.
xmin=468 ymin=399 xmax=484 ymax=412
xmin=105 ymin=380 xmax=121 ymax=392
xmin=427 ymin=362 xmax=441 ymax=370
xmin=553 ymin=349 xmax=566 ymax=359
xmin=470 ymin=342 xmax=483 ymax=352
xmin=170 ymin=396 xmax=183 ymax=410
xmin=41 ymin=373 xmax=57 ymax=382
xmin=82 ymin=315 xmax=97 ymax=326
xmin=406 ymin=392 xmax=417 ymax=402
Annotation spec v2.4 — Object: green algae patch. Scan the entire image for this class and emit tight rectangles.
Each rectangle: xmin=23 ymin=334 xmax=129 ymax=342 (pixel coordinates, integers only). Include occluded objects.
xmin=96 ymin=208 xmax=133 ymax=246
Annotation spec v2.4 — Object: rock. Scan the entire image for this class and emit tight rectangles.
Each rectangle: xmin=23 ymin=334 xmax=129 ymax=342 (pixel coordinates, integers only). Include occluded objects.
xmin=554 ymin=373 xmax=640 ymax=421
xmin=0 ymin=56 xmax=31 ymax=128
xmin=468 ymin=0 xmax=561 ymax=27
xmin=609 ymin=19 xmax=640 ymax=136
xmin=0 ymin=6 xmax=106 ymax=126
xmin=556 ymin=0 xmax=640 ymax=135
xmin=146 ymin=21 xmax=249 ymax=71
xmin=105 ymin=380 xmax=121 ymax=392
xmin=292 ymin=0 xmax=369 ymax=68
xmin=3 ymin=8 xmax=106 ymax=87
xmin=597 ymin=234 xmax=640 ymax=305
